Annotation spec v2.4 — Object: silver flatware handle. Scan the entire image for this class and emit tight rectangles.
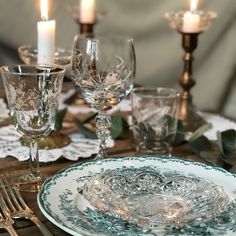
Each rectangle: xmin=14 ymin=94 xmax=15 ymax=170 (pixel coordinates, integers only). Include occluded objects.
xmin=29 ymin=215 xmax=53 ymax=236
xmin=6 ymin=225 xmax=19 ymax=236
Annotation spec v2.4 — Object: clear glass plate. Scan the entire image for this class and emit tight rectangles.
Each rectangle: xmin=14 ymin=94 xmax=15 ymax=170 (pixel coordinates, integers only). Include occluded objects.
xmin=83 ymin=167 xmax=230 ymax=227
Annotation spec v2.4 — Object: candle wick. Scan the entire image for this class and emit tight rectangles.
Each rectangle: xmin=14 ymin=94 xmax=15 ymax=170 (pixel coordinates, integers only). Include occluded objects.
xmin=42 ymin=16 xmax=48 ymax=21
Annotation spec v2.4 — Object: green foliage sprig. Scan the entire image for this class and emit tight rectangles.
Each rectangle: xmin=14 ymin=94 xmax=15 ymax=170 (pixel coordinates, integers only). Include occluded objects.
xmin=175 ymin=120 xmax=236 ymax=171
xmin=74 ymin=111 xmax=127 ymax=140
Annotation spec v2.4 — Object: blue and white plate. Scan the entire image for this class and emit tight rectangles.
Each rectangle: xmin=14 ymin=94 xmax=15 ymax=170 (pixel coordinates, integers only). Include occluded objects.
xmin=37 ymin=157 xmax=236 ymax=236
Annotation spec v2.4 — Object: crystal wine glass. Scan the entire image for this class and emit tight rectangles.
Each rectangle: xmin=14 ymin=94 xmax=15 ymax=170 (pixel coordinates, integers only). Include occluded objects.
xmin=0 ymin=65 xmax=65 ymax=192
xmin=71 ymin=35 xmax=135 ymax=159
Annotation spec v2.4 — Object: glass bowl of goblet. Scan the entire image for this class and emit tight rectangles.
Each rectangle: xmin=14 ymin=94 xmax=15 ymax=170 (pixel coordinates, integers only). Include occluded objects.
xmin=0 ymin=64 xmax=65 ymax=192
xmin=71 ymin=35 xmax=136 ymax=159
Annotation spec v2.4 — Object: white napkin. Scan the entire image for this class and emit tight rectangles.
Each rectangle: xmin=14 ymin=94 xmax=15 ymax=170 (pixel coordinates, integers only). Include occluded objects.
xmin=200 ymin=112 xmax=236 ymax=140
xmin=0 ymin=125 xmax=114 ymax=162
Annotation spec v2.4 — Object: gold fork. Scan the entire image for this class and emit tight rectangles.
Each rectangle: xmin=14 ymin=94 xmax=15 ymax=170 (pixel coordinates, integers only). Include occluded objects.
xmin=0 ymin=176 xmax=53 ymax=236
xmin=0 ymin=193 xmax=19 ymax=236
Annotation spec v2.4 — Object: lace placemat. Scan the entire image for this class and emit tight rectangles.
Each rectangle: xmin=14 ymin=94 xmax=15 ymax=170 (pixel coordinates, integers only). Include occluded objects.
xmin=0 ymin=94 xmax=235 ymax=161
xmin=0 ymin=125 xmax=114 ymax=162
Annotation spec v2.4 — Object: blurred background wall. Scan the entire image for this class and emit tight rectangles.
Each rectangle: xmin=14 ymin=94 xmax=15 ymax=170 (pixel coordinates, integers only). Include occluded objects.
xmin=0 ymin=0 xmax=235 ymax=118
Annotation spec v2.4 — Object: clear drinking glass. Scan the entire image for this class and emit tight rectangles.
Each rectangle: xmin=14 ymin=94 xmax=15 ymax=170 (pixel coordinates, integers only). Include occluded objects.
xmin=131 ymin=87 xmax=179 ymax=157
xmin=71 ymin=35 xmax=135 ymax=159
xmin=0 ymin=65 xmax=65 ymax=192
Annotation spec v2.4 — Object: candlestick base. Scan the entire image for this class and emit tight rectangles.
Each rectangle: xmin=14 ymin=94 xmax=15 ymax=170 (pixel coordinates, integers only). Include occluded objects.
xmin=178 ymin=92 xmax=206 ymax=132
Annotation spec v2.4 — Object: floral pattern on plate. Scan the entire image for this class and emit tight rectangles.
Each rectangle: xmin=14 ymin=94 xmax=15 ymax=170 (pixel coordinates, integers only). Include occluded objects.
xmin=38 ymin=157 xmax=236 ymax=236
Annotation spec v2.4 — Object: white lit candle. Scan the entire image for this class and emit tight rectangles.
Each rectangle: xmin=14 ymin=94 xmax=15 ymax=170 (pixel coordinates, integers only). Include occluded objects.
xmin=79 ymin=0 xmax=96 ymax=24
xmin=37 ymin=0 xmax=55 ymax=64
xmin=183 ymin=0 xmax=200 ymax=33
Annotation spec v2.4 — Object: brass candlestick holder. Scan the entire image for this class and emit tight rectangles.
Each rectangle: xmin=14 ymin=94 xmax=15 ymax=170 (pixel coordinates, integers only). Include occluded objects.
xmin=73 ymin=14 xmax=95 ymax=37
xmin=79 ymin=23 xmax=95 ymax=37
xmin=165 ymin=10 xmax=217 ymax=132
xmin=178 ymin=32 xmax=205 ymax=131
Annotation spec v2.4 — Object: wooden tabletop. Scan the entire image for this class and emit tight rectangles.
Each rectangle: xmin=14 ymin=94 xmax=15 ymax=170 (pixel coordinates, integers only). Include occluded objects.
xmin=0 ymin=146 xmax=205 ymax=236
xmin=0 ymin=84 xmax=217 ymax=236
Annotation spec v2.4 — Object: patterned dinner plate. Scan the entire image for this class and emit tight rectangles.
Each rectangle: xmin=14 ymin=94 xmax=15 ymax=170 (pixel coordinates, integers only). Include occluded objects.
xmin=37 ymin=157 xmax=236 ymax=236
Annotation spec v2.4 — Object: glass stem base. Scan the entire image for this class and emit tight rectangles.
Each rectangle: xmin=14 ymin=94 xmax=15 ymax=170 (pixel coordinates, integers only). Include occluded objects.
xmin=14 ymin=172 xmax=46 ymax=192
xmin=15 ymin=138 xmax=45 ymax=192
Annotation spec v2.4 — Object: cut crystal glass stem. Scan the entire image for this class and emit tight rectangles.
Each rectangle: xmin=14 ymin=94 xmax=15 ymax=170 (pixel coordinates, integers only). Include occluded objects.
xmin=95 ymin=112 xmax=111 ymax=160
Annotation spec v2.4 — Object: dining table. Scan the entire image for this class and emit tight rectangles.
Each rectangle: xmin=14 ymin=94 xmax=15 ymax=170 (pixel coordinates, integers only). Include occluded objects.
xmin=0 ymin=82 xmax=235 ymax=236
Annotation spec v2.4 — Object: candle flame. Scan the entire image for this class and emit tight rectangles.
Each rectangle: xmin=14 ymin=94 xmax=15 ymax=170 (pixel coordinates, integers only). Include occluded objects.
xmin=41 ymin=0 xmax=48 ymax=21
xmin=190 ymin=0 xmax=198 ymax=11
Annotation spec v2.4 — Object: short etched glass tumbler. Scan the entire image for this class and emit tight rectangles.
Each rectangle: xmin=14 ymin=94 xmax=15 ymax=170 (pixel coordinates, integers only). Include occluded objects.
xmin=0 ymin=65 xmax=65 ymax=192
xmin=131 ymin=87 xmax=179 ymax=157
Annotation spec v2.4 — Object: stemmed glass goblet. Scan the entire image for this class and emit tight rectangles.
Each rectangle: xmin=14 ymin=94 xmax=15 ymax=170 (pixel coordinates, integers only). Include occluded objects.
xmin=71 ymin=35 xmax=135 ymax=159
xmin=0 ymin=65 xmax=65 ymax=192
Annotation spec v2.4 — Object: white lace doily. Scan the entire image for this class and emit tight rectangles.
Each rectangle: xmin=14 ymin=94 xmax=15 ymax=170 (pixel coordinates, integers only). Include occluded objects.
xmin=0 ymin=125 xmax=114 ymax=162
xmin=0 ymin=98 xmax=9 ymax=122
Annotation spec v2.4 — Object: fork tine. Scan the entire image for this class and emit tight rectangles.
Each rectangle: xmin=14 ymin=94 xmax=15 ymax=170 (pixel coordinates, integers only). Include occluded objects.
xmin=0 ymin=193 xmax=11 ymax=219
xmin=10 ymin=182 xmax=28 ymax=210
xmin=1 ymin=176 xmax=53 ymax=236
xmin=0 ymin=178 xmax=17 ymax=212
xmin=0 ymin=187 xmax=19 ymax=236
xmin=3 ymin=177 xmax=23 ymax=211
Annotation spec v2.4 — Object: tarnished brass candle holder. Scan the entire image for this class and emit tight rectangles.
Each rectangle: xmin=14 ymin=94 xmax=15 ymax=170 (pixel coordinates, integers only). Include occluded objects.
xmin=165 ymin=10 xmax=217 ymax=132
xmin=73 ymin=14 xmax=95 ymax=37
xmin=178 ymin=32 xmax=205 ymax=131
xmin=79 ymin=23 xmax=95 ymax=37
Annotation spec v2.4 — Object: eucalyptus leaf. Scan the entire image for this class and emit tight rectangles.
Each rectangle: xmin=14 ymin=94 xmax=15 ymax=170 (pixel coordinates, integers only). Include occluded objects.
xmin=189 ymin=135 xmax=212 ymax=154
xmin=199 ymin=151 xmax=216 ymax=161
xmin=220 ymin=129 xmax=236 ymax=156
xmin=111 ymin=115 xmax=123 ymax=139
xmin=174 ymin=119 xmax=186 ymax=145
xmin=216 ymin=131 xmax=224 ymax=156
xmin=189 ymin=123 xmax=212 ymax=142
xmin=74 ymin=118 xmax=97 ymax=139
xmin=138 ymin=122 xmax=156 ymax=141
xmin=54 ymin=108 xmax=67 ymax=131
xmin=222 ymin=151 xmax=236 ymax=164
